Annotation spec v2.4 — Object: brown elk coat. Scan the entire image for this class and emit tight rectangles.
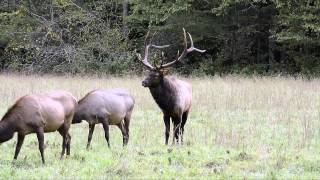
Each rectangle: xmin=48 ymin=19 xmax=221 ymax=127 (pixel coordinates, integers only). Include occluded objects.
xmin=0 ymin=90 xmax=77 ymax=164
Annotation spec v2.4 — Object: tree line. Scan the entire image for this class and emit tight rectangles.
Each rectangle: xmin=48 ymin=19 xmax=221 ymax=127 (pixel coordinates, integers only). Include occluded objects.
xmin=0 ymin=0 xmax=319 ymax=76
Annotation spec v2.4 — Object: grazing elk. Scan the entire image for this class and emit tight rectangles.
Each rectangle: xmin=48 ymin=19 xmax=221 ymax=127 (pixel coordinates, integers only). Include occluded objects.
xmin=72 ymin=88 xmax=134 ymax=149
xmin=0 ymin=90 xmax=77 ymax=164
xmin=137 ymin=28 xmax=205 ymax=145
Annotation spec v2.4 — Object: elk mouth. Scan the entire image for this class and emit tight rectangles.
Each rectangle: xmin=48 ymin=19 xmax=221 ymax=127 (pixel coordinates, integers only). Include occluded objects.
xmin=142 ymin=81 xmax=148 ymax=87
xmin=71 ymin=120 xmax=82 ymax=124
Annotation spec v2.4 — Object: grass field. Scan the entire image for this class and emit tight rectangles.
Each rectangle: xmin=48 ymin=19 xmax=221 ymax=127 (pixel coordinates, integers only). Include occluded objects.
xmin=0 ymin=74 xmax=320 ymax=179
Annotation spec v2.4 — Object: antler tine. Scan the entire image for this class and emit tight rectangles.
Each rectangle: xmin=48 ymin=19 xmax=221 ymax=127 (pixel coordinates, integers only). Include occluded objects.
xmin=160 ymin=28 xmax=206 ymax=69
xmin=141 ymin=44 xmax=156 ymax=70
xmin=144 ymin=30 xmax=150 ymax=46
xmin=136 ymin=30 xmax=171 ymax=70
xmin=150 ymin=31 xmax=171 ymax=49
xmin=151 ymin=44 xmax=170 ymax=49
xmin=187 ymin=32 xmax=206 ymax=53
xmin=188 ymin=32 xmax=193 ymax=48
xmin=159 ymin=51 xmax=166 ymax=68
xmin=135 ymin=30 xmax=155 ymax=70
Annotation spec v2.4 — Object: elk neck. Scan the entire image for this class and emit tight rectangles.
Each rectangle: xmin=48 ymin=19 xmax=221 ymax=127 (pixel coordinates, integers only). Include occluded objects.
xmin=0 ymin=105 xmax=22 ymax=142
xmin=149 ymin=76 xmax=177 ymax=113
xmin=0 ymin=119 xmax=15 ymax=143
xmin=72 ymin=108 xmax=85 ymax=124
xmin=72 ymin=113 xmax=86 ymax=124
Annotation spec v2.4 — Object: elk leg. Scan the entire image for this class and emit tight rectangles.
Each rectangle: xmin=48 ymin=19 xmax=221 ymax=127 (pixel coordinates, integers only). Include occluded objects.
xmin=66 ymin=133 xmax=71 ymax=156
xmin=87 ymin=124 xmax=95 ymax=149
xmin=101 ymin=119 xmax=110 ymax=148
xmin=13 ymin=134 xmax=25 ymax=160
xmin=163 ymin=115 xmax=170 ymax=145
xmin=124 ymin=113 xmax=131 ymax=144
xmin=65 ymin=114 xmax=72 ymax=156
xmin=58 ymin=126 xmax=68 ymax=160
xmin=116 ymin=122 xmax=128 ymax=146
xmin=172 ymin=117 xmax=181 ymax=145
xmin=172 ymin=120 xmax=178 ymax=145
xmin=181 ymin=111 xmax=189 ymax=145
xmin=36 ymin=127 xmax=45 ymax=164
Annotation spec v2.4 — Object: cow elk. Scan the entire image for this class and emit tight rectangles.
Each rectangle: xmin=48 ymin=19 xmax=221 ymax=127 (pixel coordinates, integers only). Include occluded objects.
xmin=0 ymin=90 xmax=77 ymax=164
xmin=72 ymin=88 xmax=135 ymax=149
xmin=137 ymin=28 xmax=205 ymax=145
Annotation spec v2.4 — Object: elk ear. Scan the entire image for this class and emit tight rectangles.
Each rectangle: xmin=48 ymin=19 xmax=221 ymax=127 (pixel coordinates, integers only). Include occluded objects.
xmin=160 ymin=68 xmax=170 ymax=76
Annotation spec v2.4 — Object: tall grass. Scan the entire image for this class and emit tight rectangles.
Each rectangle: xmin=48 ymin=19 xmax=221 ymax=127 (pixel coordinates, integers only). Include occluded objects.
xmin=0 ymin=74 xmax=319 ymax=179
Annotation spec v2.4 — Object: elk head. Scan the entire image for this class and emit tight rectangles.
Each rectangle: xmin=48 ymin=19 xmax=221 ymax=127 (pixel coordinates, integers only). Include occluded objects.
xmin=137 ymin=28 xmax=206 ymax=87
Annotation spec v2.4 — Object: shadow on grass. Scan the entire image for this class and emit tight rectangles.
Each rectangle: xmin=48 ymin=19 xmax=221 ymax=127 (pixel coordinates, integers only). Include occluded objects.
xmin=0 ymin=158 xmax=41 ymax=169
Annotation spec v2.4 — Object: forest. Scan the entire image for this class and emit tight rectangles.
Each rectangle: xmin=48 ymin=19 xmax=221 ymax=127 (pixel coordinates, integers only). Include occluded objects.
xmin=0 ymin=0 xmax=320 ymax=76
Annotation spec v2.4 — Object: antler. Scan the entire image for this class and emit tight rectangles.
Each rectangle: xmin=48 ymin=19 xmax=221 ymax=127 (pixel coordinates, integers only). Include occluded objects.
xmin=136 ymin=30 xmax=170 ymax=70
xmin=160 ymin=28 xmax=206 ymax=69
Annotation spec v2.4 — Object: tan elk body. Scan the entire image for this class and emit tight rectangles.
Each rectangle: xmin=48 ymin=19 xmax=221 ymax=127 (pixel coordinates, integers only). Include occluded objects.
xmin=72 ymin=88 xmax=134 ymax=148
xmin=0 ymin=90 xmax=77 ymax=164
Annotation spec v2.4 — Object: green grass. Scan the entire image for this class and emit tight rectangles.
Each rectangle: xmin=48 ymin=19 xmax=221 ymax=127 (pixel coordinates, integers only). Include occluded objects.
xmin=0 ymin=74 xmax=320 ymax=179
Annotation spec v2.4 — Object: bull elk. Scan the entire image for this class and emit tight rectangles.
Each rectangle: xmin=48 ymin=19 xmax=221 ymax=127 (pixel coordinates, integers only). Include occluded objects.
xmin=137 ymin=28 xmax=205 ymax=145
xmin=72 ymin=88 xmax=135 ymax=149
xmin=0 ymin=90 xmax=77 ymax=164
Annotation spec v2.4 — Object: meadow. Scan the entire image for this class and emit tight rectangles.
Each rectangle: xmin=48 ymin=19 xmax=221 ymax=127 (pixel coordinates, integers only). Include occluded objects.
xmin=0 ymin=74 xmax=319 ymax=179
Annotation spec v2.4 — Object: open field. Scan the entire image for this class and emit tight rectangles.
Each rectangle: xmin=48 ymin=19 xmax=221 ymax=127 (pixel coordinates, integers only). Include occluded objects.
xmin=0 ymin=74 xmax=320 ymax=179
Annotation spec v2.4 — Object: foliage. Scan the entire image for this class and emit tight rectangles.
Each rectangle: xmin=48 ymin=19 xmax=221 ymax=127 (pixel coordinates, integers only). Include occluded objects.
xmin=0 ymin=0 xmax=320 ymax=76
xmin=0 ymin=0 xmax=133 ymax=74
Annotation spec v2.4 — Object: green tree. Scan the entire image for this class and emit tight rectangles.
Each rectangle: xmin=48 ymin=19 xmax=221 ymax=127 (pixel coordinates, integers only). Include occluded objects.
xmin=272 ymin=0 xmax=320 ymax=75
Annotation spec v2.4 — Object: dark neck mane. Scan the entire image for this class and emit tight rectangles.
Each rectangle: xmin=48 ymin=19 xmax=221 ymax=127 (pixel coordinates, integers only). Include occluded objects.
xmin=72 ymin=107 xmax=86 ymax=123
xmin=149 ymin=76 xmax=178 ymax=113
xmin=72 ymin=100 xmax=89 ymax=123
xmin=0 ymin=105 xmax=17 ymax=142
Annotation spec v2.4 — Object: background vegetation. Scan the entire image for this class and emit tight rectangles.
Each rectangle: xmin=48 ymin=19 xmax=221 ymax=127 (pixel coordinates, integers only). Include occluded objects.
xmin=0 ymin=0 xmax=320 ymax=76
xmin=0 ymin=75 xmax=319 ymax=179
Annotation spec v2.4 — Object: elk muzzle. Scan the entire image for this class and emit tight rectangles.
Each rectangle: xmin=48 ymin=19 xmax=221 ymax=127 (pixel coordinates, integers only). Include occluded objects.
xmin=142 ymin=80 xmax=148 ymax=87
xmin=72 ymin=114 xmax=83 ymax=124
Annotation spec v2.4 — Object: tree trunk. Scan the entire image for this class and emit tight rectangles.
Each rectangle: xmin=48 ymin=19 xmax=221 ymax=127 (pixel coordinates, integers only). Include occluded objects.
xmin=267 ymin=37 xmax=275 ymax=72
xmin=50 ymin=0 xmax=54 ymax=22
xmin=9 ymin=0 xmax=16 ymax=11
xmin=122 ymin=0 xmax=129 ymax=38
xmin=257 ymin=36 xmax=261 ymax=64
